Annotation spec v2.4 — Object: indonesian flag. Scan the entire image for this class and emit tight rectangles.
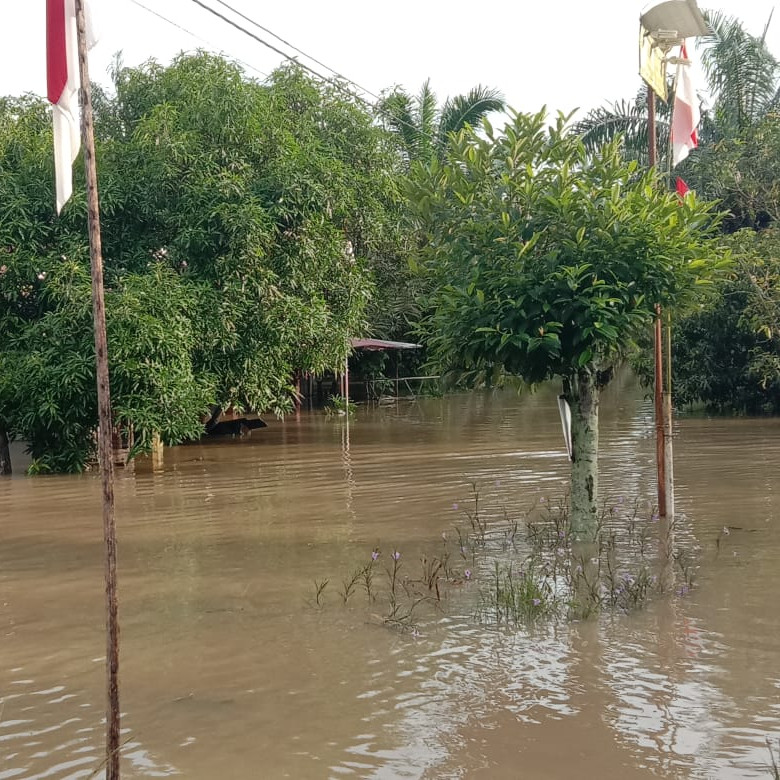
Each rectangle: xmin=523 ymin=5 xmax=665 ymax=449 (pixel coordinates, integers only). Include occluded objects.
xmin=46 ymin=0 xmax=96 ymax=213
xmin=671 ymin=41 xmax=700 ymax=167
xmin=676 ymin=177 xmax=690 ymax=197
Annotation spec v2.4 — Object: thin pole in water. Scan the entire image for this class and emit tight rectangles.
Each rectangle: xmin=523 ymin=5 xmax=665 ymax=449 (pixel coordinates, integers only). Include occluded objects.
xmin=74 ymin=0 xmax=121 ymax=775
xmin=647 ymin=88 xmax=668 ymax=518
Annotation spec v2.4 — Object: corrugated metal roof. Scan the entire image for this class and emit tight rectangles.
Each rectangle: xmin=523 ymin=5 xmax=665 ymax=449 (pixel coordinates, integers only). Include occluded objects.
xmin=349 ymin=338 xmax=422 ymax=351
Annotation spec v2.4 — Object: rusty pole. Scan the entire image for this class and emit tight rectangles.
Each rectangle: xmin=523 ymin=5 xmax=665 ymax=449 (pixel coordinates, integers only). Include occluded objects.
xmin=74 ymin=1 xmax=121 ymax=775
xmin=647 ymin=88 xmax=667 ymax=517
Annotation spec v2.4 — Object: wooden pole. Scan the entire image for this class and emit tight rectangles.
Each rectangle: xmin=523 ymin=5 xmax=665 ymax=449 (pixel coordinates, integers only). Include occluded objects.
xmin=74 ymin=1 xmax=121 ymax=776
xmin=664 ymin=316 xmax=675 ymax=518
xmin=647 ymin=89 xmax=667 ymax=518
xmin=0 ymin=428 xmax=11 ymax=475
xmin=344 ymin=350 xmax=350 ymax=409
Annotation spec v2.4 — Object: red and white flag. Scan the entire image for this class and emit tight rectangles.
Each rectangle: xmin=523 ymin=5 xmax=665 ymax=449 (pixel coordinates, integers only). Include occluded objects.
xmin=671 ymin=41 xmax=700 ymax=167
xmin=46 ymin=0 xmax=96 ymax=213
xmin=676 ymin=177 xmax=690 ymax=197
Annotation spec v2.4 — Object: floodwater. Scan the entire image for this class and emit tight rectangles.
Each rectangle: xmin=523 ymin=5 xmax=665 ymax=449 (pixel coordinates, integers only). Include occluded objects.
xmin=1 ymin=375 xmax=779 ymax=779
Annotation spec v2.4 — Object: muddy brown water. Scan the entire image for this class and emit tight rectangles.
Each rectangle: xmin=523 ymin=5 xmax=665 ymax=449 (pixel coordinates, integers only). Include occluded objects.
xmin=1 ymin=376 xmax=779 ymax=779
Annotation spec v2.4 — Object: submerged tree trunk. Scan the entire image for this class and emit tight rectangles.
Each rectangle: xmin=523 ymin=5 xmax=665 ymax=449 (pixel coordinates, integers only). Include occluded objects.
xmin=0 ymin=428 xmax=11 ymax=475
xmin=564 ymin=367 xmax=603 ymax=540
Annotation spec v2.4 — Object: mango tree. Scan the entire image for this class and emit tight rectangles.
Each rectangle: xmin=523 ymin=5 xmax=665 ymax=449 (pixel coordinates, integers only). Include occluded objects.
xmin=407 ymin=110 xmax=727 ymax=537
xmin=0 ymin=56 xmax=404 ymax=472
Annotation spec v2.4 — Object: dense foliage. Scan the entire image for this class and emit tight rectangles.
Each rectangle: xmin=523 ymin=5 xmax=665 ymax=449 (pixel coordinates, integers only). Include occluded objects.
xmin=0 ymin=54 xmax=405 ymax=471
xmin=667 ymin=230 xmax=780 ymax=413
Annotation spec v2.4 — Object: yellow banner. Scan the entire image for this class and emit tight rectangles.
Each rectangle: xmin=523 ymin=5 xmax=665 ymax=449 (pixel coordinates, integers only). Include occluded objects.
xmin=639 ymin=25 xmax=668 ymax=102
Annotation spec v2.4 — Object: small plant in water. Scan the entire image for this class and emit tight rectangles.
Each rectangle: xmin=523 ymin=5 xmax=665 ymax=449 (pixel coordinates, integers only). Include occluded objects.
xmin=312 ymin=579 xmax=329 ymax=608
xmin=312 ymin=486 xmax=697 ymax=633
xmin=324 ymin=395 xmax=357 ymax=417
xmin=477 ymin=559 xmax=557 ymax=625
xmin=767 ymin=737 xmax=780 ymax=780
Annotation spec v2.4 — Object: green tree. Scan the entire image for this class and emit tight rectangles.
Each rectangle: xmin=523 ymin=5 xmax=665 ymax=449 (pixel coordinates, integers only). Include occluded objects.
xmin=407 ymin=110 xmax=726 ymax=536
xmin=0 ymin=55 xmax=404 ymax=472
xmin=380 ymin=79 xmax=504 ymax=164
xmin=686 ymin=112 xmax=780 ymax=232
xmin=662 ymin=229 xmax=780 ymax=413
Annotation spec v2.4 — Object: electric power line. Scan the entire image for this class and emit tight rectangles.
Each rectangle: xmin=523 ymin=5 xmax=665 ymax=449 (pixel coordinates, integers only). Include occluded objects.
xmin=210 ymin=0 xmax=380 ymax=101
xmin=127 ymin=0 xmax=269 ymax=80
xmin=184 ymin=0 xmax=435 ymax=143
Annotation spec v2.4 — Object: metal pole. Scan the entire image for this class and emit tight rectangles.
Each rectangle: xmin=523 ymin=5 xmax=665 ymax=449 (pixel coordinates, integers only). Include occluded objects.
xmin=74 ymin=1 xmax=120 ymax=776
xmin=648 ymin=88 xmax=667 ymax=517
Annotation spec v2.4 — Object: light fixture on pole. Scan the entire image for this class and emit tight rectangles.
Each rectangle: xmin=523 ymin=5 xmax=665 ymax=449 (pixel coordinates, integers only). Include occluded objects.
xmin=638 ymin=0 xmax=709 ymax=520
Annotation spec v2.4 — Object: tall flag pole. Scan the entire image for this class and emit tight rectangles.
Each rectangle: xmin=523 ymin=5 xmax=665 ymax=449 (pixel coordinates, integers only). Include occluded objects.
xmin=664 ymin=39 xmax=702 ymax=522
xmin=47 ymin=1 xmax=121 ymax=776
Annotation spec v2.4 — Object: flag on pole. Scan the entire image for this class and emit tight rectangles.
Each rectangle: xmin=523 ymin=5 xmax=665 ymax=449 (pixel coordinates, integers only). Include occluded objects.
xmin=46 ymin=0 xmax=96 ymax=213
xmin=671 ymin=41 xmax=700 ymax=167
xmin=676 ymin=177 xmax=690 ymax=197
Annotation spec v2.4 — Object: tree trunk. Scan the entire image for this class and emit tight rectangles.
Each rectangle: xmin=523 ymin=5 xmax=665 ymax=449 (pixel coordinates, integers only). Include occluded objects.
xmin=565 ymin=368 xmax=601 ymax=540
xmin=0 ymin=428 xmax=11 ymax=475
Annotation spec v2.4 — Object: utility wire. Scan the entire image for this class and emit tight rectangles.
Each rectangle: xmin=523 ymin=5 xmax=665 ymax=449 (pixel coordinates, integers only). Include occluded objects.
xmin=210 ymin=0 xmax=379 ymax=101
xmin=185 ymin=0 xmax=436 ymax=144
xmin=127 ymin=0 xmax=269 ymax=80
xmin=187 ymin=0 xmax=332 ymax=83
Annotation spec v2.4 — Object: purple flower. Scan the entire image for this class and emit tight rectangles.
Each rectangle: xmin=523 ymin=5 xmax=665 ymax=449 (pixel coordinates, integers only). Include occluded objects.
xmin=464 ymin=569 xmax=472 ymax=580
xmin=617 ymin=496 xmax=624 ymax=504
xmin=651 ymin=513 xmax=659 ymax=521
xmin=452 ymin=502 xmax=459 ymax=510
xmin=371 ymin=550 xmax=379 ymax=561
xmin=392 ymin=551 xmax=401 ymax=561
xmin=460 ymin=546 xmax=466 ymax=554
xmin=539 ymin=497 xmax=546 ymax=503
xmin=532 ymin=598 xmax=541 ymax=606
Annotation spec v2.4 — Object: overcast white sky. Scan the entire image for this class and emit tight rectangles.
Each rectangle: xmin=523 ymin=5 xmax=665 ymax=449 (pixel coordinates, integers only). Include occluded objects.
xmin=2 ymin=1 xmax=779 ymax=117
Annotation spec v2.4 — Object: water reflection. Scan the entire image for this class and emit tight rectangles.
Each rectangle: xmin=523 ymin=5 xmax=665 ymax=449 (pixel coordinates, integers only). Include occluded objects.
xmin=1 ymin=380 xmax=779 ymax=777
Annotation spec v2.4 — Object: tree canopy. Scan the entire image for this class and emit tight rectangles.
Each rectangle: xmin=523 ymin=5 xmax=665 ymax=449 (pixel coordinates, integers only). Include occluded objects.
xmin=380 ymin=79 xmax=504 ymax=164
xmin=0 ymin=53 xmax=406 ymax=471
xmin=407 ymin=110 xmax=726 ymax=534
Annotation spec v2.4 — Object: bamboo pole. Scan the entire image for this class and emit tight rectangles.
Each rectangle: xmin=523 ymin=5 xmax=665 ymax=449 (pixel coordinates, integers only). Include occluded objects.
xmin=74 ymin=1 xmax=121 ymax=776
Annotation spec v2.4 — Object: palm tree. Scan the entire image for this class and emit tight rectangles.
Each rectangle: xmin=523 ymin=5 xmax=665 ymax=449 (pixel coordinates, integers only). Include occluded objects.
xmin=380 ymin=79 xmax=504 ymax=164
xmin=570 ymin=83 xmax=673 ymax=169
xmin=699 ymin=10 xmax=779 ymax=139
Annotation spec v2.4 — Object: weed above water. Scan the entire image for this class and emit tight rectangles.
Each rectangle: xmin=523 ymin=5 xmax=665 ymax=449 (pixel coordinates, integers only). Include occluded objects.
xmin=312 ymin=485 xmax=697 ymax=632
